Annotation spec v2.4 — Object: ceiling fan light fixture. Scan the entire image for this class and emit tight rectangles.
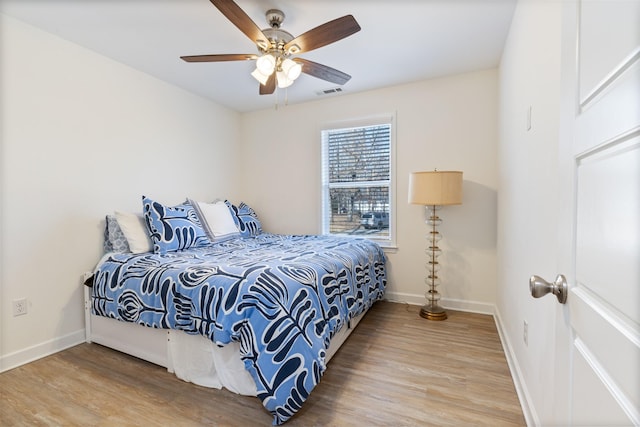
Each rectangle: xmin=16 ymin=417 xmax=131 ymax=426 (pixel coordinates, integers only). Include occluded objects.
xmin=281 ymin=58 xmax=302 ymax=81
xmin=276 ymin=71 xmax=294 ymax=88
xmin=256 ymin=54 xmax=276 ymax=75
xmin=251 ymin=68 xmax=270 ymax=85
xmin=181 ymin=2 xmax=360 ymax=97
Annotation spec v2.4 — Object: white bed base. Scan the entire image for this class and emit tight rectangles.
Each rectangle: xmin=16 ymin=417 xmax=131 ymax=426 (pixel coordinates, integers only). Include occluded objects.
xmin=84 ymin=285 xmax=366 ymax=395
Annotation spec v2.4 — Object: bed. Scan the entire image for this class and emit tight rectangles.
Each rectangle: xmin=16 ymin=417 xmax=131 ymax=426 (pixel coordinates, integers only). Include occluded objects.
xmin=85 ymin=198 xmax=387 ymax=425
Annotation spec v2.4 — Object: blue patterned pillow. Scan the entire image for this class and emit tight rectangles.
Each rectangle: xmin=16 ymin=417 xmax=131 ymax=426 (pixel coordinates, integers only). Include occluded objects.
xmin=104 ymin=214 xmax=131 ymax=253
xmin=224 ymin=200 xmax=241 ymax=230
xmin=225 ymin=200 xmax=262 ymax=237
xmin=142 ymin=196 xmax=211 ymax=254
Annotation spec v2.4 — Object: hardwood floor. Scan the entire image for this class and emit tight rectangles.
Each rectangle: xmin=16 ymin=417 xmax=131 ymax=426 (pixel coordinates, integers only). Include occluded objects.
xmin=0 ymin=302 xmax=525 ymax=426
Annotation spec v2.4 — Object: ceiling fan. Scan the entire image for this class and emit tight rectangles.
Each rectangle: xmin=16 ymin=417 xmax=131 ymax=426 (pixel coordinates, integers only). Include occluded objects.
xmin=180 ymin=0 xmax=361 ymax=95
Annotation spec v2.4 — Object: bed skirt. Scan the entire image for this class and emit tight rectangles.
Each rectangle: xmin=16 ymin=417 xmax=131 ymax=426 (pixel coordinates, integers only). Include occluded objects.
xmin=84 ymin=285 xmax=366 ymax=396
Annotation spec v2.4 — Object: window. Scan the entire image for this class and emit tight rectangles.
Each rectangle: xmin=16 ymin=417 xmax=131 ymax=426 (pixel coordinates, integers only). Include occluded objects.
xmin=321 ymin=117 xmax=395 ymax=246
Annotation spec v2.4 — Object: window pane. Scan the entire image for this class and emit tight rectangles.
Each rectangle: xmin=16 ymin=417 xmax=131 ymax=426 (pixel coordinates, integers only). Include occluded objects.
xmin=328 ymin=186 xmax=389 ymax=239
xmin=327 ymin=125 xmax=390 ymax=183
xmin=322 ymin=120 xmax=393 ymax=244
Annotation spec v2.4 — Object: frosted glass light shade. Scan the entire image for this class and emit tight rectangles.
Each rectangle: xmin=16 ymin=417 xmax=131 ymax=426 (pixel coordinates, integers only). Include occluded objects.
xmin=256 ymin=54 xmax=276 ymax=75
xmin=251 ymin=68 xmax=269 ymax=85
xmin=408 ymin=171 xmax=463 ymax=206
xmin=276 ymin=71 xmax=293 ymax=88
xmin=281 ymin=58 xmax=302 ymax=80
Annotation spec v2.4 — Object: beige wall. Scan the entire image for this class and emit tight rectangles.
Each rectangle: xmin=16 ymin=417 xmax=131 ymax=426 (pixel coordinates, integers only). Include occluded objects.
xmin=0 ymin=15 xmax=241 ymax=370
xmin=497 ymin=0 xmax=563 ymax=424
xmin=239 ymin=69 xmax=499 ymax=312
xmin=1 ymin=12 xmax=503 ymax=373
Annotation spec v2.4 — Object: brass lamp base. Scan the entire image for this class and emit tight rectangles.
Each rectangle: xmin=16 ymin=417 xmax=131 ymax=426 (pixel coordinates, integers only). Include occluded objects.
xmin=420 ymin=304 xmax=447 ymax=321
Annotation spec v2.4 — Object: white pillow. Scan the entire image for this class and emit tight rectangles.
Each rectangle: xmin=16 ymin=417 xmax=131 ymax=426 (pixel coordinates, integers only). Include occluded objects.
xmin=114 ymin=211 xmax=153 ymax=254
xmin=190 ymin=200 xmax=239 ymax=241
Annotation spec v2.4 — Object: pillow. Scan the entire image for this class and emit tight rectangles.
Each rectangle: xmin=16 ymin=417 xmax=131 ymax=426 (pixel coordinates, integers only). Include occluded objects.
xmin=189 ymin=199 xmax=240 ymax=242
xmin=237 ymin=202 xmax=262 ymax=237
xmin=104 ymin=218 xmax=113 ymax=253
xmin=142 ymin=196 xmax=211 ymax=254
xmin=225 ymin=200 xmax=262 ymax=237
xmin=224 ymin=200 xmax=242 ymax=231
xmin=104 ymin=214 xmax=131 ymax=253
xmin=114 ymin=211 xmax=153 ymax=254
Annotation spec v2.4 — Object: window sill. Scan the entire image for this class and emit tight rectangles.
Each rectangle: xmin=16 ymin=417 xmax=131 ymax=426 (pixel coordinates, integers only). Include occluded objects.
xmin=379 ymin=245 xmax=398 ymax=254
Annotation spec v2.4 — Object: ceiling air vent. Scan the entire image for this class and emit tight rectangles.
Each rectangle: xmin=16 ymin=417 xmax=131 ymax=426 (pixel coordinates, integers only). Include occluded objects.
xmin=316 ymin=87 xmax=343 ymax=96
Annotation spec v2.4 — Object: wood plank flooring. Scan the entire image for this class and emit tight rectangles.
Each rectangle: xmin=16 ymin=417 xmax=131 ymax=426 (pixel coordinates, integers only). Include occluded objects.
xmin=0 ymin=302 xmax=525 ymax=426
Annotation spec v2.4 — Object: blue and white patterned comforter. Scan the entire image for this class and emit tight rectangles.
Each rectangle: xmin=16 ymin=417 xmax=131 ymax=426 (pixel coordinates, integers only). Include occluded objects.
xmin=92 ymin=233 xmax=386 ymax=424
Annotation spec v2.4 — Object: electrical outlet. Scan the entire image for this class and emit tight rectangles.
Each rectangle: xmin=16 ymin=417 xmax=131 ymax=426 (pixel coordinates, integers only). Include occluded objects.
xmin=13 ymin=298 xmax=28 ymax=316
xmin=523 ymin=320 xmax=528 ymax=346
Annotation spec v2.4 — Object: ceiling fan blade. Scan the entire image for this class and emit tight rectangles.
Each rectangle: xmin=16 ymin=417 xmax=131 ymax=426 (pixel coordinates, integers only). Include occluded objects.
xmin=209 ymin=0 xmax=270 ymax=50
xmin=181 ymin=54 xmax=257 ymax=62
xmin=259 ymin=73 xmax=276 ymax=95
xmin=284 ymin=15 xmax=361 ymax=55
xmin=295 ymin=58 xmax=351 ymax=85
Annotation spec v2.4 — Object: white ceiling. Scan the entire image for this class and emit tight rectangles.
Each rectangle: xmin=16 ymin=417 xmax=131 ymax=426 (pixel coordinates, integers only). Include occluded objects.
xmin=1 ymin=0 xmax=516 ymax=113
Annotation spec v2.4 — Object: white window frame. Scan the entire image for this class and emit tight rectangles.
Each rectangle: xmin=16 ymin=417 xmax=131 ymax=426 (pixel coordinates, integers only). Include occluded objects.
xmin=320 ymin=114 xmax=397 ymax=248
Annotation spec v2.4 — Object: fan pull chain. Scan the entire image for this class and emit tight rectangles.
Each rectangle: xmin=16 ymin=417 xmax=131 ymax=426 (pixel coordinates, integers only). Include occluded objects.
xmin=271 ymin=86 xmax=290 ymax=111
xmin=274 ymin=86 xmax=279 ymax=110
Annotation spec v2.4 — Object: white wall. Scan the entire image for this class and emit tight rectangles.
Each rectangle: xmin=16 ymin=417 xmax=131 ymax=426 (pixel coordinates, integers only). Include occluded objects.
xmin=497 ymin=0 xmax=563 ymax=424
xmin=239 ymin=70 xmax=499 ymax=313
xmin=0 ymin=15 xmax=241 ymax=371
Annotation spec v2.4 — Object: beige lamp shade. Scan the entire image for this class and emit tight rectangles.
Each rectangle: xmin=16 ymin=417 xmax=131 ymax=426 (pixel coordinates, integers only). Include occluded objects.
xmin=408 ymin=171 xmax=463 ymax=205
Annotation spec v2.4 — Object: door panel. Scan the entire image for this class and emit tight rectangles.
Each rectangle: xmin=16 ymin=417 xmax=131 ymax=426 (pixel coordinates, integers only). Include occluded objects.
xmin=577 ymin=60 xmax=640 ymax=152
xmin=575 ymin=137 xmax=640 ymax=323
xmin=572 ymin=347 xmax=634 ymax=426
xmin=559 ymin=0 xmax=640 ymax=425
xmin=579 ymin=0 xmax=640 ymax=103
xmin=571 ymin=287 xmax=640 ymax=416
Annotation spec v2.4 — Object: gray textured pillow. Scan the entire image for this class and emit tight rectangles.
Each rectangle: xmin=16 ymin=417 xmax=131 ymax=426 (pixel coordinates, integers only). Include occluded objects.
xmin=104 ymin=214 xmax=131 ymax=253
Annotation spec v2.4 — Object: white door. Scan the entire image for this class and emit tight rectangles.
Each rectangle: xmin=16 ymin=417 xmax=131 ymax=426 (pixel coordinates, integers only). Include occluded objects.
xmin=551 ymin=0 xmax=640 ymax=425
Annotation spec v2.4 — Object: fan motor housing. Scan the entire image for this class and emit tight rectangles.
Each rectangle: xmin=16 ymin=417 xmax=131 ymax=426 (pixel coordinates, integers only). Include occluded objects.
xmin=259 ymin=9 xmax=294 ymax=54
xmin=262 ymin=28 xmax=294 ymax=45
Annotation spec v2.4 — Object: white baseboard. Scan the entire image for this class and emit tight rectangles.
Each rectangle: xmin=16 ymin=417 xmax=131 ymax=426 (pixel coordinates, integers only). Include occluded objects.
xmin=0 ymin=295 xmax=489 ymax=372
xmin=493 ymin=307 xmax=537 ymax=427
xmin=0 ymin=329 xmax=86 ymax=373
xmin=384 ymin=291 xmax=494 ymax=315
